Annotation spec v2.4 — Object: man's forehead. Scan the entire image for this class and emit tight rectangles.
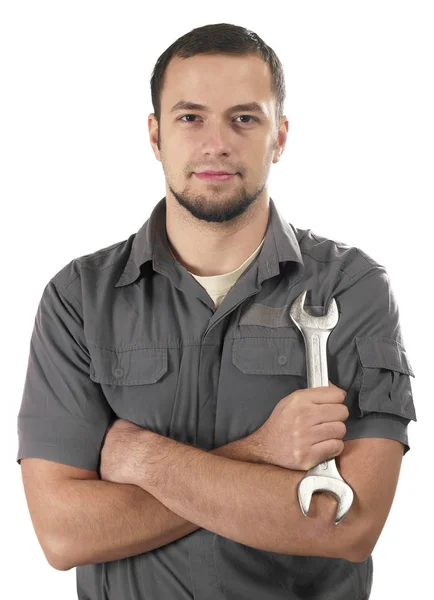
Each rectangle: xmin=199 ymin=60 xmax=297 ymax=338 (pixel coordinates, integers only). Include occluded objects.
xmin=164 ymin=53 xmax=271 ymax=88
xmin=162 ymin=55 xmax=274 ymax=116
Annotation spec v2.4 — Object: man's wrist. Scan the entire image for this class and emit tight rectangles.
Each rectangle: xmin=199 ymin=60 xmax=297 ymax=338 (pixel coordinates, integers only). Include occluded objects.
xmin=137 ymin=430 xmax=264 ymax=489
xmin=131 ymin=428 xmax=164 ymax=489
xmin=137 ymin=431 xmax=206 ymax=491
xmin=210 ymin=435 xmax=263 ymax=464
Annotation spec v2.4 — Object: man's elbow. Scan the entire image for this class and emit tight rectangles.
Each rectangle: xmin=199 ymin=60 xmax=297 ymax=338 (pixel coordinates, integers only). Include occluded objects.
xmin=45 ymin=536 xmax=73 ymax=571
xmin=329 ymin=529 xmax=372 ymax=563
xmin=50 ymin=557 xmax=73 ymax=572
xmin=345 ymin=543 xmax=373 ymax=563
xmin=344 ymin=524 xmax=375 ymax=563
xmin=50 ymin=561 xmax=73 ymax=572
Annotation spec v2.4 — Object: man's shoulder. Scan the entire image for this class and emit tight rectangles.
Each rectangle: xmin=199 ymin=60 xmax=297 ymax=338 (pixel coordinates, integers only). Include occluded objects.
xmin=48 ymin=234 xmax=136 ymax=295
xmin=292 ymin=224 xmax=386 ymax=278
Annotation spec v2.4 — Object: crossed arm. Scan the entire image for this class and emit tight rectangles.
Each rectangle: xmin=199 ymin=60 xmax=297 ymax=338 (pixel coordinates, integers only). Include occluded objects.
xmin=53 ymin=427 xmax=404 ymax=570
xmin=131 ymin=430 xmax=363 ymax=560
xmin=122 ymin=430 xmax=402 ymax=563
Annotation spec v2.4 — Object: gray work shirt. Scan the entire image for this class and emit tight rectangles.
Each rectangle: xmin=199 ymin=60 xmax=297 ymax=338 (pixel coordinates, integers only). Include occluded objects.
xmin=16 ymin=196 xmax=417 ymax=599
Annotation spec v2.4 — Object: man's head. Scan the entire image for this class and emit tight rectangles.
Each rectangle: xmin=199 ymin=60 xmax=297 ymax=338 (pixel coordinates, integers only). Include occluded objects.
xmin=148 ymin=23 xmax=288 ymax=224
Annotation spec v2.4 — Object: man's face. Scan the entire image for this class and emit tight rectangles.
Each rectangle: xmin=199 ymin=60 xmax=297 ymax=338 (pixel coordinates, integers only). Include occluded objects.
xmin=149 ymin=52 xmax=287 ymax=224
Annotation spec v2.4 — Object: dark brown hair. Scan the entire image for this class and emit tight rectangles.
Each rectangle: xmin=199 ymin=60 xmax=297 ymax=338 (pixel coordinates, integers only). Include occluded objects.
xmin=150 ymin=23 xmax=286 ymax=145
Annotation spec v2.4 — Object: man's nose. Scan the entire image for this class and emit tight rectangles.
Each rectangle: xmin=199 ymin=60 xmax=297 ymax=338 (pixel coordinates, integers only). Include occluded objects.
xmin=200 ymin=121 xmax=233 ymax=156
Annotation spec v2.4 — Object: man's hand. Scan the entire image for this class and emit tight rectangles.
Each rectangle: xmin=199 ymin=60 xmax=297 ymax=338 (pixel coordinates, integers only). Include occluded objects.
xmin=249 ymin=381 xmax=348 ymax=471
xmin=100 ymin=418 xmax=151 ymax=486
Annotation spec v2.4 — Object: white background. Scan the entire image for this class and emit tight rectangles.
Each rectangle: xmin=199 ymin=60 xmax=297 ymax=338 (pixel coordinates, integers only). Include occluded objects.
xmin=2 ymin=1 xmax=431 ymax=598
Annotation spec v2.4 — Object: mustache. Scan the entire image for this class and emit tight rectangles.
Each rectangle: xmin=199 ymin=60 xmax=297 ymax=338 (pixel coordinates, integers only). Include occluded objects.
xmin=191 ymin=166 xmax=241 ymax=173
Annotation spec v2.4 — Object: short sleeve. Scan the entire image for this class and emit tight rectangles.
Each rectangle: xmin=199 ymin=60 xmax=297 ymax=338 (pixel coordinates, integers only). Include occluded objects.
xmin=16 ymin=279 xmax=116 ymax=471
xmin=328 ymin=263 xmax=417 ymax=455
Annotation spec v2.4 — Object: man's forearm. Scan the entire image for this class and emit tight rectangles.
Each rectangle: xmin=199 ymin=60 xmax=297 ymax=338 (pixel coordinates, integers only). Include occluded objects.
xmin=137 ymin=433 xmax=357 ymax=561
xmin=54 ymin=436 xmax=257 ymax=570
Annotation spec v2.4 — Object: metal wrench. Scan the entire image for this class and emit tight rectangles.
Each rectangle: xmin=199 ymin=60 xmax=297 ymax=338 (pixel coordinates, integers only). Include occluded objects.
xmin=289 ymin=290 xmax=354 ymax=525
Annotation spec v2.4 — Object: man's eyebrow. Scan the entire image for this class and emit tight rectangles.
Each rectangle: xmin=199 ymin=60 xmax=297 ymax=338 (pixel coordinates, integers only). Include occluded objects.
xmin=170 ymin=100 xmax=267 ymax=117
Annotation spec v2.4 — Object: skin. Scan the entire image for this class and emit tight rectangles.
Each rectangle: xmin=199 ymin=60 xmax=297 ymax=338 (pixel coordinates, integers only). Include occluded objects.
xmin=148 ymin=52 xmax=288 ymax=276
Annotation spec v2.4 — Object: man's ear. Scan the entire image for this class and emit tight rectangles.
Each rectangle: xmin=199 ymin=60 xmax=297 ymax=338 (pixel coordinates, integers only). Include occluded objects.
xmin=148 ymin=113 xmax=161 ymax=161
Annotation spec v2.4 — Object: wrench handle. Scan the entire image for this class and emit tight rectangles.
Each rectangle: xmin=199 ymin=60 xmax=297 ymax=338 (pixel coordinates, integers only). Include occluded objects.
xmin=301 ymin=327 xmax=332 ymax=470
xmin=301 ymin=328 xmax=331 ymax=389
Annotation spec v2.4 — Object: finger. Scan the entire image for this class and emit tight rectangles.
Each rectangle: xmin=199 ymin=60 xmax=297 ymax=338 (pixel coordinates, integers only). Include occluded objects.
xmin=309 ymin=421 xmax=347 ymax=444
xmin=306 ymin=382 xmax=347 ymax=404
xmin=311 ymin=439 xmax=345 ymax=463
xmin=304 ymin=404 xmax=348 ymax=427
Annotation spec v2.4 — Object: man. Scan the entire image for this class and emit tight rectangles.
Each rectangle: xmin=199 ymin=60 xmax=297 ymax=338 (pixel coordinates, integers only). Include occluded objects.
xmin=17 ymin=22 xmax=416 ymax=600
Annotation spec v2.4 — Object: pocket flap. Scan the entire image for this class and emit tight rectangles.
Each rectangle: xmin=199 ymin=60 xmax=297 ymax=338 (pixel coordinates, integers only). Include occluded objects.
xmin=89 ymin=346 xmax=168 ymax=385
xmin=355 ymin=337 xmax=415 ymax=377
xmin=355 ymin=336 xmax=416 ymax=421
xmin=232 ymin=337 xmax=306 ymax=376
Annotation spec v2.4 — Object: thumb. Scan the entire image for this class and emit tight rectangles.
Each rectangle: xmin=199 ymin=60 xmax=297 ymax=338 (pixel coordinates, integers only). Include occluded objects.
xmin=328 ymin=380 xmax=347 ymax=398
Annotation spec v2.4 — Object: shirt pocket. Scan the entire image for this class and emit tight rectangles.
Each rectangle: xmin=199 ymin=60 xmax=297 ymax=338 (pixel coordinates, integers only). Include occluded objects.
xmin=355 ymin=336 xmax=417 ymax=421
xmin=89 ymin=346 xmax=168 ymax=385
xmin=88 ymin=344 xmax=176 ymax=427
xmin=232 ymin=336 xmax=306 ymax=376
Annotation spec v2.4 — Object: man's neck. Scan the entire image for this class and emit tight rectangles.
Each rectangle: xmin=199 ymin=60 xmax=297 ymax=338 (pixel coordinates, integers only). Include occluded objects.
xmin=165 ymin=198 xmax=270 ymax=277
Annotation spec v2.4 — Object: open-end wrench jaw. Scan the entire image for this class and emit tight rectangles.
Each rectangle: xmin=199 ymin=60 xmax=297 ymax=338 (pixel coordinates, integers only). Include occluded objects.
xmin=289 ymin=290 xmax=339 ymax=331
xmin=298 ymin=463 xmax=355 ymax=526
xmin=289 ymin=289 xmax=354 ymax=525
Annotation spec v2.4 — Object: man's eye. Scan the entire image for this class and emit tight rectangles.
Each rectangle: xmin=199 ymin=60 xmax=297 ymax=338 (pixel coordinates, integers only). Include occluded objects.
xmin=179 ymin=114 xmax=199 ymax=123
xmin=234 ymin=115 xmax=257 ymax=123
xmin=178 ymin=115 xmax=257 ymax=124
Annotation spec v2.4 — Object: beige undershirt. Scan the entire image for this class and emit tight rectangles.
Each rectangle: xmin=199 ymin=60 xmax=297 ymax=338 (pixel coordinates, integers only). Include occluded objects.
xmin=170 ymin=238 xmax=265 ymax=309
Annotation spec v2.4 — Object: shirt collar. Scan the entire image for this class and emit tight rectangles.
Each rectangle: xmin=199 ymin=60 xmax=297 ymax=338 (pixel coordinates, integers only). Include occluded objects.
xmin=114 ymin=196 xmax=304 ymax=288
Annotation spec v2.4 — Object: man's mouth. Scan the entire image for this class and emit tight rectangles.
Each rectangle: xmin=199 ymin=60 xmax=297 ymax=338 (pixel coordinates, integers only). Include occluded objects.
xmin=194 ymin=172 xmax=237 ymax=181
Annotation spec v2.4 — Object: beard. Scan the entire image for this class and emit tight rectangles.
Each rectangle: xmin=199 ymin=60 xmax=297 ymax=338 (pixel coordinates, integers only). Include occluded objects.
xmin=167 ymin=176 xmax=267 ymax=224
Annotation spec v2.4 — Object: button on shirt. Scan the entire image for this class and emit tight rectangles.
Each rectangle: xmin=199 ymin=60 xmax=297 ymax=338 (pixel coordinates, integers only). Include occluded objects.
xmin=16 ymin=196 xmax=417 ymax=600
